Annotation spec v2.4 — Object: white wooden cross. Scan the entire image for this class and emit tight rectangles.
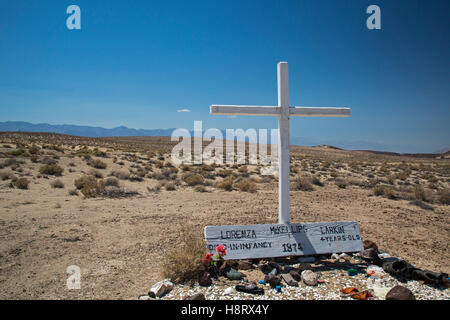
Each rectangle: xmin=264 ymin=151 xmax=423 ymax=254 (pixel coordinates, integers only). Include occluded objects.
xmin=210 ymin=62 xmax=350 ymax=225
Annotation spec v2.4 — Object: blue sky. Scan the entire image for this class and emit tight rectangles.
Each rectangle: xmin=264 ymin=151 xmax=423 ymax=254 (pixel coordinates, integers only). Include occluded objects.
xmin=0 ymin=0 xmax=449 ymax=153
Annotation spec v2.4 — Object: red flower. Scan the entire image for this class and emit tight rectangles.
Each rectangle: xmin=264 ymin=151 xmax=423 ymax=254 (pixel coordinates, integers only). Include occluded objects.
xmin=215 ymin=244 xmax=226 ymax=257
xmin=201 ymin=253 xmax=214 ymax=265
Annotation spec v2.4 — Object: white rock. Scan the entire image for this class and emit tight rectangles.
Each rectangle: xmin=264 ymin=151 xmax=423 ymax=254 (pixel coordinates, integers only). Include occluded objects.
xmin=301 ymin=270 xmax=319 ymax=286
xmin=224 ymin=287 xmax=235 ymax=295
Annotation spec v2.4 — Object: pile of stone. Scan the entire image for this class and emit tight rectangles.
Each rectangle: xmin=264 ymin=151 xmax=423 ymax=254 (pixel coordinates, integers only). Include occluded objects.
xmin=140 ymin=241 xmax=449 ymax=300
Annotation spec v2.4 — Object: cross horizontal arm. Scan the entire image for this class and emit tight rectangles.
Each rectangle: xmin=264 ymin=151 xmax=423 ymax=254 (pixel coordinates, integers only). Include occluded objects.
xmin=290 ymin=107 xmax=350 ymax=117
xmin=210 ymin=105 xmax=279 ymax=116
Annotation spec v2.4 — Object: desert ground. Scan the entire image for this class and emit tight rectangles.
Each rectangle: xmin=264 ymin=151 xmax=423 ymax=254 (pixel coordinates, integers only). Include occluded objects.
xmin=0 ymin=132 xmax=448 ymax=299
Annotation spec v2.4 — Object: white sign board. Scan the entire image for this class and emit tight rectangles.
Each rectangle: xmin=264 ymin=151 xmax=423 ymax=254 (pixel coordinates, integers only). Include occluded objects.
xmin=205 ymin=221 xmax=363 ymax=260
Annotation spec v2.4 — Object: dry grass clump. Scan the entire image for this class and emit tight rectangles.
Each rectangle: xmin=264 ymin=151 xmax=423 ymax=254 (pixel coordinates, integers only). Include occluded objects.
xmin=89 ymin=169 xmax=103 ymax=179
xmin=0 ymin=170 xmax=13 ymax=181
xmin=51 ymin=179 xmax=65 ymax=188
xmin=413 ymin=184 xmax=428 ymax=202
xmin=292 ymin=175 xmax=314 ymax=191
xmin=111 ymin=170 xmax=130 ymax=180
xmin=68 ymin=188 xmax=79 ymax=196
xmin=373 ymin=185 xmax=396 ymax=199
xmin=13 ymin=177 xmax=30 ymax=189
xmin=89 ymin=159 xmax=107 ymax=169
xmin=335 ymin=178 xmax=348 ymax=189
xmin=160 ymin=224 xmax=206 ymax=284
xmin=104 ymin=177 xmax=120 ymax=187
xmin=183 ymin=173 xmax=204 ymax=186
xmin=39 ymin=164 xmax=63 ymax=176
xmin=437 ymin=189 xmax=450 ymax=205
xmin=236 ymin=179 xmax=257 ymax=193
xmin=217 ymin=169 xmax=233 ymax=178
xmin=194 ymin=185 xmax=208 ymax=193
xmin=80 ymin=178 xmax=104 ymax=198
xmin=215 ymin=176 xmax=234 ymax=191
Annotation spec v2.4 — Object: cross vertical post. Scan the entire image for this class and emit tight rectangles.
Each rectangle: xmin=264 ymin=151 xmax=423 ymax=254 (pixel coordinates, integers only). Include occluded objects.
xmin=277 ymin=62 xmax=290 ymax=225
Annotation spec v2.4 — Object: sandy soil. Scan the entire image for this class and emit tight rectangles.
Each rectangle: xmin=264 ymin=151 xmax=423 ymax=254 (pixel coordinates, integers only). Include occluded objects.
xmin=0 ymin=133 xmax=448 ymax=299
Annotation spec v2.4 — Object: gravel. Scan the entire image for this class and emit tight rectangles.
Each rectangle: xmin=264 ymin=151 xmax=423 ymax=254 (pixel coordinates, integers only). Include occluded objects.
xmin=154 ymin=254 xmax=449 ymax=300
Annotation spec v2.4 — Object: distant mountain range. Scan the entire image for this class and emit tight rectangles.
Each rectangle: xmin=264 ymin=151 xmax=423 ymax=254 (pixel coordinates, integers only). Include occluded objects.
xmin=0 ymin=121 xmax=447 ymax=155
xmin=0 ymin=121 xmax=176 ymax=138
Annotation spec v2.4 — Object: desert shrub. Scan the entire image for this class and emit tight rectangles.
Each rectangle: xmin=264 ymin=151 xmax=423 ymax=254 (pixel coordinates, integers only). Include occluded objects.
xmin=0 ymin=170 xmax=12 ymax=181
xmin=181 ymin=164 xmax=192 ymax=172
xmin=437 ymin=189 xmax=450 ymax=205
xmin=41 ymin=157 xmax=57 ymax=165
xmin=129 ymin=174 xmax=144 ymax=182
xmin=68 ymin=188 xmax=79 ymax=196
xmin=14 ymin=177 xmax=30 ymax=189
xmin=292 ymin=176 xmax=314 ymax=191
xmin=160 ymin=224 xmax=207 ymax=284
xmin=51 ymin=179 xmax=65 ymax=188
xmin=335 ymin=179 xmax=348 ymax=189
xmin=104 ymin=177 xmax=120 ymax=187
xmin=89 ymin=159 xmax=107 ymax=169
xmin=236 ymin=179 xmax=257 ymax=193
xmin=312 ymin=176 xmax=324 ymax=187
xmin=89 ymin=169 xmax=103 ymax=179
xmin=74 ymin=175 xmax=96 ymax=190
xmin=147 ymin=185 xmax=161 ymax=193
xmin=111 ymin=170 xmax=130 ymax=180
xmin=102 ymin=186 xmax=139 ymax=198
xmin=217 ymin=169 xmax=233 ymax=178
xmin=30 ymin=155 xmax=39 ymax=163
xmin=238 ymin=166 xmax=248 ymax=174
xmin=194 ymin=185 xmax=208 ymax=192
xmin=28 ymin=145 xmax=40 ymax=155
xmin=39 ymin=164 xmax=63 ymax=176
xmin=164 ymin=182 xmax=176 ymax=191
xmin=80 ymin=178 xmax=104 ymax=198
xmin=215 ymin=176 xmax=234 ymax=191
xmin=413 ymin=184 xmax=427 ymax=201
xmin=396 ymin=172 xmax=409 ymax=181
xmin=183 ymin=173 xmax=204 ymax=186
xmin=373 ymin=185 xmax=385 ymax=196
xmin=9 ymin=148 xmax=27 ymax=157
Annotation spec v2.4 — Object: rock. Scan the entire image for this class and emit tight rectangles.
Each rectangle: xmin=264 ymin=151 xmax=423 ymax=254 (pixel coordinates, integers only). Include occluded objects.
xmin=385 ymin=285 xmax=416 ymax=300
xmin=199 ymin=272 xmax=212 ymax=287
xmin=298 ymin=256 xmax=316 ymax=263
xmin=331 ymin=253 xmax=340 ymax=260
xmin=363 ymin=240 xmax=378 ymax=252
xmin=237 ymin=260 xmax=253 ymax=270
xmin=225 ymin=268 xmax=245 ymax=281
xmin=281 ymin=273 xmax=298 ymax=287
xmin=264 ymin=274 xmax=281 ymax=288
xmin=301 ymin=270 xmax=318 ymax=286
xmin=148 ymin=279 xmax=174 ymax=298
xmin=356 ymin=248 xmax=382 ymax=265
xmin=269 ymin=268 xmax=278 ymax=275
xmin=223 ymin=287 xmax=235 ymax=295
xmin=289 ymin=270 xmax=302 ymax=281
xmin=186 ymin=293 xmax=206 ymax=300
